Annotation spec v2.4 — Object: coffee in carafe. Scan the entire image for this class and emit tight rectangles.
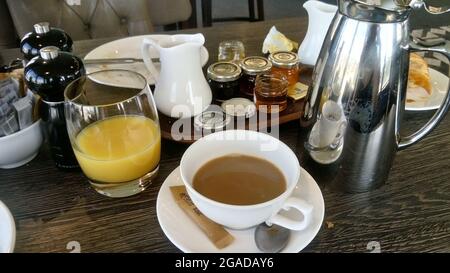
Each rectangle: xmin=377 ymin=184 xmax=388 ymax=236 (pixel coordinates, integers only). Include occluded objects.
xmin=300 ymin=0 xmax=450 ymax=192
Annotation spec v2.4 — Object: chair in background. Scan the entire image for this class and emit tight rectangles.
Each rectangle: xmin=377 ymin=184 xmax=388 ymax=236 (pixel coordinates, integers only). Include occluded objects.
xmin=147 ymin=0 xmax=194 ymax=30
xmin=201 ymin=0 xmax=264 ymax=27
xmin=6 ymin=0 xmax=154 ymax=40
xmin=0 ymin=0 xmax=17 ymax=50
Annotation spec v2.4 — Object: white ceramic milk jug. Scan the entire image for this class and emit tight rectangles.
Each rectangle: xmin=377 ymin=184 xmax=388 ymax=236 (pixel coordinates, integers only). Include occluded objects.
xmin=298 ymin=0 xmax=337 ymax=66
xmin=142 ymin=34 xmax=212 ymax=118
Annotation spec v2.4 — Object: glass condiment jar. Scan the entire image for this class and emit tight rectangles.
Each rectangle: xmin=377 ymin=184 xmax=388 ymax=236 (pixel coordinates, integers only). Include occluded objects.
xmin=24 ymin=46 xmax=85 ymax=170
xmin=268 ymin=51 xmax=299 ymax=89
xmin=239 ymin=56 xmax=272 ymax=99
xmin=207 ymin=62 xmax=242 ymax=103
xmin=218 ymin=40 xmax=245 ymax=63
xmin=254 ymin=73 xmax=289 ymax=113
xmin=20 ymin=22 xmax=73 ymax=62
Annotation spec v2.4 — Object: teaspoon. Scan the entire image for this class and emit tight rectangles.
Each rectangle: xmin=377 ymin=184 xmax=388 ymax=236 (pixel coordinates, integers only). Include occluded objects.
xmin=254 ymin=223 xmax=290 ymax=253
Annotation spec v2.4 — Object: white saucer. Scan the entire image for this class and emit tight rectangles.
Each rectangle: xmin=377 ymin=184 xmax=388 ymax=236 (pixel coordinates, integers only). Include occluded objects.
xmin=156 ymin=166 xmax=325 ymax=253
xmin=0 ymin=200 xmax=15 ymax=253
xmin=406 ymin=68 xmax=449 ymax=111
xmin=84 ymin=35 xmax=209 ymax=86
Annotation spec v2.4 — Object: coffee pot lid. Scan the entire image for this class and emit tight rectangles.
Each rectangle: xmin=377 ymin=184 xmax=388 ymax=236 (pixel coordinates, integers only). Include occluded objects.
xmin=339 ymin=0 xmax=412 ymax=22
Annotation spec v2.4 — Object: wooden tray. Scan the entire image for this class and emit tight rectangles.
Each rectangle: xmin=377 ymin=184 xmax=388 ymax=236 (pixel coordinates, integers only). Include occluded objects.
xmin=159 ymin=67 xmax=313 ymax=143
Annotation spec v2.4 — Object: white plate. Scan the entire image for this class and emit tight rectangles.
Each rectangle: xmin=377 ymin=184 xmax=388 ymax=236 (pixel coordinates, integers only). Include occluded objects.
xmin=84 ymin=35 xmax=209 ymax=85
xmin=156 ymin=166 xmax=325 ymax=253
xmin=0 ymin=200 xmax=15 ymax=253
xmin=406 ymin=68 xmax=449 ymax=111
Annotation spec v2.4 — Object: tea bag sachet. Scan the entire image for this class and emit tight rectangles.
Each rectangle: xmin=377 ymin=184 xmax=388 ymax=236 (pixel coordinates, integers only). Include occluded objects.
xmin=0 ymin=74 xmax=36 ymax=136
xmin=170 ymin=185 xmax=234 ymax=249
xmin=0 ymin=78 xmax=20 ymax=136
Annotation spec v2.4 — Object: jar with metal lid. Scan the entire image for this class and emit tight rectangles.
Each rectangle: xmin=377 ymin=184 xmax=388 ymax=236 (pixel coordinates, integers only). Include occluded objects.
xmin=20 ymin=22 xmax=73 ymax=62
xmin=254 ymin=73 xmax=288 ymax=113
xmin=207 ymin=62 xmax=242 ymax=102
xmin=239 ymin=56 xmax=272 ymax=98
xmin=268 ymin=51 xmax=299 ymax=89
xmin=25 ymin=46 xmax=85 ymax=170
xmin=218 ymin=40 xmax=245 ymax=63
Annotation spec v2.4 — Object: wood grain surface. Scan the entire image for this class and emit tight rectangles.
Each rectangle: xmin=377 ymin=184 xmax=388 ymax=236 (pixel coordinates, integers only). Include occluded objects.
xmin=0 ymin=17 xmax=449 ymax=253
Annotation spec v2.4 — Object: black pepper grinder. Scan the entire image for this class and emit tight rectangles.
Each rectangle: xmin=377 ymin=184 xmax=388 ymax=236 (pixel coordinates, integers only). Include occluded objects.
xmin=25 ymin=46 xmax=85 ymax=170
xmin=20 ymin=22 xmax=73 ymax=62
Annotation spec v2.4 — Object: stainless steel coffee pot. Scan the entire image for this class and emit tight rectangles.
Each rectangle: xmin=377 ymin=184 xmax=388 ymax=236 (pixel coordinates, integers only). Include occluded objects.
xmin=300 ymin=0 xmax=450 ymax=192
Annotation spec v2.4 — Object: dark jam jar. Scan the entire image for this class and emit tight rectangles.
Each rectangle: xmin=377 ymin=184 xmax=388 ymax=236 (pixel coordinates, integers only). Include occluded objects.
xmin=20 ymin=22 xmax=73 ymax=62
xmin=207 ymin=62 xmax=242 ymax=103
xmin=25 ymin=46 xmax=85 ymax=170
xmin=239 ymin=56 xmax=272 ymax=99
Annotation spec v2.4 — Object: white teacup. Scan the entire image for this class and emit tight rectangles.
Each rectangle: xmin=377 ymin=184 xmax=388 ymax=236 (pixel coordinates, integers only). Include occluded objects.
xmin=180 ymin=130 xmax=313 ymax=230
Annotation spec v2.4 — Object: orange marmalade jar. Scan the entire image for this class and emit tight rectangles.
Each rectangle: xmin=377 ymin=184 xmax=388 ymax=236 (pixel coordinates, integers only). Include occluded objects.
xmin=268 ymin=51 xmax=299 ymax=89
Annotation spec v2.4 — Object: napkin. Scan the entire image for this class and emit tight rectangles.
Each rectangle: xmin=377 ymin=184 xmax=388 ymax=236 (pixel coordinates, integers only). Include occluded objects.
xmin=262 ymin=26 xmax=299 ymax=54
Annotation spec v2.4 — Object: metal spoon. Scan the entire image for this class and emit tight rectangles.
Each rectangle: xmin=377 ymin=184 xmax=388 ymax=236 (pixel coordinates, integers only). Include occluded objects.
xmin=254 ymin=223 xmax=290 ymax=253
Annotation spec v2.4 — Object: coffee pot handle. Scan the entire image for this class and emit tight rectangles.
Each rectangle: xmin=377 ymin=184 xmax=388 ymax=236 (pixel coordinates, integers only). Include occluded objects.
xmin=398 ymin=42 xmax=450 ymax=150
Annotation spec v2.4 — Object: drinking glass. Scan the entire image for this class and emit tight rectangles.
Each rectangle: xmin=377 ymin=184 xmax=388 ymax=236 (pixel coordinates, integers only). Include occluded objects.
xmin=64 ymin=70 xmax=160 ymax=197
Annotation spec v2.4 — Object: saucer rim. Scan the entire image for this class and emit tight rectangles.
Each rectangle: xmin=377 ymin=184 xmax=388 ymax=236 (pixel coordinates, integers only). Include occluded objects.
xmin=156 ymin=166 xmax=325 ymax=253
xmin=0 ymin=200 xmax=16 ymax=253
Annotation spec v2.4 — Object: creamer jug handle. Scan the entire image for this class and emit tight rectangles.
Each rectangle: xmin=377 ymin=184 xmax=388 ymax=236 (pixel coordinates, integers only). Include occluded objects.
xmin=141 ymin=38 xmax=160 ymax=80
xmin=398 ymin=42 xmax=450 ymax=150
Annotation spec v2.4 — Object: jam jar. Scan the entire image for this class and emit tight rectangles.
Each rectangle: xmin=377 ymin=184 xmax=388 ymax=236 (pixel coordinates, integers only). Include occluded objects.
xmin=207 ymin=62 xmax=242 ymax=103
xmin=268 ymin=51 xmax=299 ymax=89
xmin=254 ymin=73 xmax=289 ymax=113
xmin=239 ymin=56 xmax=272 ymax=99
xmin=25 ymin=46 xmax=85 ymax=170
xmin=20 ymin=22 xmax=73 ymax=62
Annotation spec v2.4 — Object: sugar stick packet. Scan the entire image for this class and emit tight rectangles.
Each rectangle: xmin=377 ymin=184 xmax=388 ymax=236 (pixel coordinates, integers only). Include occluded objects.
xmin=170 ymin=185 xmax=234 ymax=249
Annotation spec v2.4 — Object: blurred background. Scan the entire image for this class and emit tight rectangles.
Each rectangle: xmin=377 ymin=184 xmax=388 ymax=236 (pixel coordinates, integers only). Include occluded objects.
xmin=0 ymin=0 xmax=448 ymax=50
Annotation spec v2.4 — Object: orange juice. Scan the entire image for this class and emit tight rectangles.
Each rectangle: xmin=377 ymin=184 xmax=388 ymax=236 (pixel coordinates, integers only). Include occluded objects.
xmin=74 ymin=115 xmax=160 ymax=183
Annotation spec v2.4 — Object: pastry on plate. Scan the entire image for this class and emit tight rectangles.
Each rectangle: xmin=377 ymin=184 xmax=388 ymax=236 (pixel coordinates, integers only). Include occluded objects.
xmin=407 ymin=53 xmax=432 ymax=103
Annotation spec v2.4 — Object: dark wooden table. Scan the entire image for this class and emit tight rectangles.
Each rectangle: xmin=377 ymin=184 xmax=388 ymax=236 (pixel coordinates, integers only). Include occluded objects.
xmin=1 ymin=17 xmax=449 ymax=253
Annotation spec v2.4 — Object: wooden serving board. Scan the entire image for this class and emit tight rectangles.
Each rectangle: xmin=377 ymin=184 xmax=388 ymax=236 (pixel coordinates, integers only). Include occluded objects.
xmin=159 ymin=67 xmax=313 ymax=144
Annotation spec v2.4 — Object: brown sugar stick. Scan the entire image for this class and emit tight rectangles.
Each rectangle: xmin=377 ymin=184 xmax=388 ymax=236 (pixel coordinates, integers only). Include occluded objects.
xmin=170 ymin=185 xmax=234 ymax=249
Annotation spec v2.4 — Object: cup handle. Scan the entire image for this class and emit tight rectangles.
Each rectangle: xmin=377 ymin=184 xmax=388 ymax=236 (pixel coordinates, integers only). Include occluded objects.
xmin=141 ymin=38 xmax=160 ymax=80
xmin=266 ymin=197 xmax=313 ymax=231
xmin=305 ymin=119 xmax=347 ymax=152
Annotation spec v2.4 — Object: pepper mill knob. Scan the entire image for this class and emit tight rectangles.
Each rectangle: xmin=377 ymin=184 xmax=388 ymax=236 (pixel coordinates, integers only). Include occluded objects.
xmin=39 ymin=46 xmax=59 ymax=60
xmin=33 ymin=22 xmax=50 ymax=34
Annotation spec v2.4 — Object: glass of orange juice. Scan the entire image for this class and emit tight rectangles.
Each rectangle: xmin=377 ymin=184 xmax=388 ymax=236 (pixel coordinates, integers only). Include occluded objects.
xmin=64 ymin=70 xmax=160 ymax=197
